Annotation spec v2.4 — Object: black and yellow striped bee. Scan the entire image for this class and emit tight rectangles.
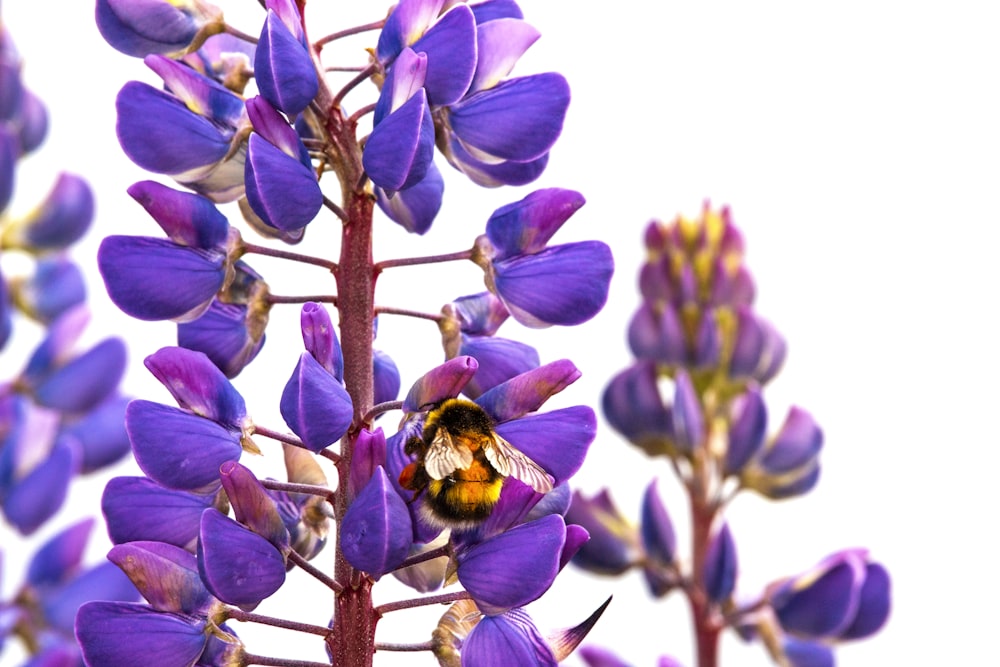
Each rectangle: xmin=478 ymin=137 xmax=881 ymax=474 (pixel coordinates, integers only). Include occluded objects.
xmin=399 ymin=398 xmax=553 ymax=529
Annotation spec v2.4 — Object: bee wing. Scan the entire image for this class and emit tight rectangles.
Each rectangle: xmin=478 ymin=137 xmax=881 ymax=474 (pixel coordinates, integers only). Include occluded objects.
xmin=484 ymin=434 xmax=553 ymax=494
xmin=423 ymin=429 xmax=474 ymax=480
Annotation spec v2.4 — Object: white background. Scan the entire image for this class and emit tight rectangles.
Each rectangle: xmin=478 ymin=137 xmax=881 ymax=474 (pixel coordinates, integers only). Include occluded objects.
xmin=2 ymin=1 xmax=998 ymax=665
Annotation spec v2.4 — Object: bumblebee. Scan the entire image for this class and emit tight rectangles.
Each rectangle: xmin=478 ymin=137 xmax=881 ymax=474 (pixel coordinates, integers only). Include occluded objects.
xmin=399 ymin=398 xmax=553 ymax=529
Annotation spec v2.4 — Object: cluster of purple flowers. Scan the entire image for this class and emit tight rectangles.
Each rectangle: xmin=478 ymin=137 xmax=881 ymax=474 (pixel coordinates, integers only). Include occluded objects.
xmin=568 ymin=206 xmax=891 ymax=666
xmin=1 ymin=20 xmax=138 ymax=665
xmin=75 ymin=1 xmax=614 ymax=666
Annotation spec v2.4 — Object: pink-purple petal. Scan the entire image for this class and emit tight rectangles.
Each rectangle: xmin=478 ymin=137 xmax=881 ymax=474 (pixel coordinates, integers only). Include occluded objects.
xmin=475 ymin=359 xmax=580 ymax=423
xmin=484 ymin=188 xmax=585 ymax=260
xmin=108 ymin=541 xmax=212 ymax=614
xmin=127 ymin=180 xmax=229 ymax=249
xmin=219 ymin=461 xmax=290 ymax=550
xmin=402 ymin=356 xmax=478 ymax=411
xmin=144 ymin=346 xmax=247 ymax=428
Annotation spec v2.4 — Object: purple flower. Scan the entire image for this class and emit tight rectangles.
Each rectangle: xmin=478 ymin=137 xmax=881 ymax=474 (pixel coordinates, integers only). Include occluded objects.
xmin=197 ymin=508 xmax=286 ymax=610
xmin=10 ymin=257 xmax=87 ymax=324
xmin=565 ymin=489 xmax=639 ymax=575
xmin=462 ymin=608 xmax=557 ymax=666
xmin=102 ymin=476 xmax=216 ymax=549
xmin=738 ymin=405 xmax=823 ymax=500
xmin=96 ymin=0 xmax=224 ymax=57
xmin=341 ymin=467 xmax=414 ymax=577
xmin=254 ymin=1 xmax=318 ymax=115
xmin=769 ymin=549 xmax=891 ymax=642
xmin=473 ymin=189 xmax=612 ymax=328
xmin=116 ymin=56 xmax=246 ymax=200
xmin=0 ymin=172 xmax=94 ymax=253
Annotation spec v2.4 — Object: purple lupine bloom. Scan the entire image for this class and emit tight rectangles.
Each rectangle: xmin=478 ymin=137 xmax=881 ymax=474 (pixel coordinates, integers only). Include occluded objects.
xmin=280 ymin=303 xmax=353 ymax=452
xmin=254 ymin=0 xmax=318 ymax=116
xmin=96 ymin=0 xmax=224 ymax=57
xmin=127 ymin=347 xmax=251 ymax=492
xmin=244 ymin=96 xmax=322 ymax=231
xmin=769 ymin=549 xmax=891 ymax=642
xmin=364 ymin=48 xmax=434 ymax=195
xmin=473 ymin=189 xmax=613 ymax=328
xmin=177 ymin=299 xmax=267 ymax=378
xmin=11 ymin=257 xmax=87 ymax=324
xmin=0 ymin=173 xmax=94 ymax=253
xmin=738 ymin=405 xmax=823 ymax=499
xmin=340 ymin=466 xmax=414 ymax=578
xmin=98 ymin=181 xmax=238 ymax=321
xmin=115 ymin=55 xmax=247 ymax=201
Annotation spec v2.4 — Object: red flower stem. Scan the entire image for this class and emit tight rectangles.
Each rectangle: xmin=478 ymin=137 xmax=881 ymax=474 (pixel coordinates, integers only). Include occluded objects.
xmin=224 ymin=608 xmax=330 ymax=637
xmin=261 ymin=479 xmax=335 ymax=499
xmin=363 ymin=400 xmax=403 ymax=423
xmin=241 ymin=654 xmax=333 ymax=667
xmin=391 ymin=544 xmax=451 ymax=572
xmin=374 ymin=641 xmax=435 ymax=652
xmin=267 ymin=294 xmax=339 ymax=305
xmin=240 ymin=241 xmax=339 ymax=272
xmin=314 ymin=19 xmax=386 ymax=48
xmin=374 ymin=590 xmax=472 ymax=615
xmin=373 ymin=305 xmax=443 ymax=322
xmin=688 ymin=495 xmax=721 ymax=667
xmin=375 ymin=249 xmax=473 ymax=270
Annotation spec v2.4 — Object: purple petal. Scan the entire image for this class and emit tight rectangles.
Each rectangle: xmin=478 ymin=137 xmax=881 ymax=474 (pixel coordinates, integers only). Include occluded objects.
xmin=470 ymin=0 xmax=524 ymax=23
xmin=363 ymin=90 xmax=434 ymax=192
xmin=144 ymin=54 xmax=245 ymax=128
xmin=459 ymin=335 xmax=540 ymax=399
xmin=493 ymin=241 xmax=613 ymax=328
xmin=219 ymin=461 xmax=289 ymax=549
xmin=470 ymin=18 xmax=540 ymax=93
xmin=197 ymin=508 xmax=286 ymax=610
xmin=60 ymin=394 xmax=130 ymax=473
xmin=484 ymin=188 xmax=585 ymax=259
xmin=127 ymin=180 xmax=229 ymax=249
xmin=463 ymin=609 xmax=557 ymax=666
xmin=144 ymin=346 xmax=248 ymax=428
xmin=4 ymin=438 xmax=78 ymax=535
xmin=725 ymin=386 xmax=767 ymax=475
xmin=42 ymin=561 xmax=139 ymax=634
xmin=493 ymin=406 xmax=594 ymax=485
xmin=177 ymin=300 xmax=266 ymax=379
xmin=299 ymin=301 xmax=342 ymax=378
xmin=444 ymin=137 xmax=550 ymax=187
xmin=98 ymin=235 xmax=225 ymax=321
xmin=108 ymin=541 xmax=213 ymax=614
xmin=95 ymin=0 xmax=217 ymax=57
xmin=13 ymin=173 xmax=93 ymax=251
xmin=246 ymin=96 xmax=311 ymax=165
xmin=729 ymin=308 xmax=765 ymax=378
xmin=578 ymin=646 xmax=630 ymax=667
xmin=375 ymin=160 xmax=444 ymax=234
xmin=475 ymin=359 xmax=580 ymax=423
xmin=374 ymin=49 xmax=428 ymax=125
xmin=255 ymin=9 xmax=318 ymax=115
xmin=374 ymin=349 xmax=402 ymax=405
xmin=449 ymin=73 xmax=569 ymax=161
xmin=279 ymin=353 xmax=354 ymax=451
xmin=349 ymin=428 xmax=387 ymax=500
xmin=783 ymin=639 xmax=835 ymax=667
xmin=640 ymin=479 xmax=676 ymax=566
xmin=402 ymin=356 xmax=478 ymax=411
xmin=773 ymin=550 xmax=867 ymax=639
xmin=839 ymin=562 xmax=891 ymax=640
xmin=115 ymin=81 xmax=230 ymax=175
xmin=703 ymin=522 xmax=737 ymax=603
xmin=671 ymin=370 xmax=704 ymax=454
xmin=102 ymin=476 xmax=215 ymax=548
xmin=627 ymin=302 xmax=685 ymax=365
xmin=27 ymin=518 xmax=94 ymax=587
xmin=76 ymin=601 xmax=208 ymax=666
xmin=761 ymin=407 xmax=823 ymax=473
xmin=450 ymin=292 xmax=509 ymax=335
xmin=601 ymin=362 xmax=673 ymax=454
xmin=341 ymin=467 xmax=414 ymax=578
xmin=33 ymin=337 xmax=126 ymax=413
xmin=457 ymin=514 xmax=565 ymax=614
xmin=16 ymin=257 xmax=86 ymax=324
xmin=0 ymin=128 xmax=15 ymax=213
xmin=410 ymin=4 xmax=476 ymax=106
xmin=376 ymin=0 xmax=446 ymax=63
xmin=127 ymin=400 xmax=242 ymax=491
xmin=245 ymin=133 xmax=322 ymax=230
